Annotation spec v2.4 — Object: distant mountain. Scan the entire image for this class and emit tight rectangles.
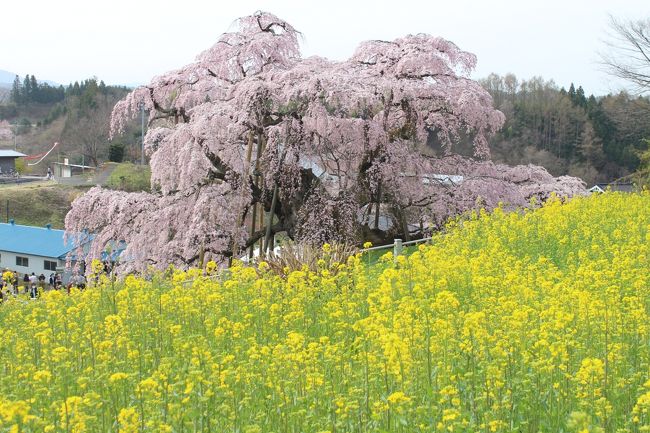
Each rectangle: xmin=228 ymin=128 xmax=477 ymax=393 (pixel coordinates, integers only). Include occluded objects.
xmin=117 ymin=83 xmax=143 ymax=89
xmin=0 ymin=69 xmax=59 ymax=87
xmin=0 ymin=69 xmax=17 ymax=85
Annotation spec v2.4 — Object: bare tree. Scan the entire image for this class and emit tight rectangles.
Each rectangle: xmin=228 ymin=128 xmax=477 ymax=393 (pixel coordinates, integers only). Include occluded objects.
xmin=0 ymin=88 xmax=10 ymax=104
xmin=600 ymin=16 xmax=650 ymax=93
xmin=61 ymin=88 xmax=126 ymax=167
xmin=73 ymin=103 xmax=112 ymax=167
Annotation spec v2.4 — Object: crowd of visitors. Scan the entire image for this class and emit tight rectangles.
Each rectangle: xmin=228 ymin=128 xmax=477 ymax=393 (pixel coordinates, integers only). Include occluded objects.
xmin=0 ymin=269 xmax=86 ymax=301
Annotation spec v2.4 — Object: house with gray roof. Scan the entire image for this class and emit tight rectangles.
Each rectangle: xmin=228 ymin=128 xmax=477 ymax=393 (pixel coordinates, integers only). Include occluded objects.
xmin=588 ymin=182 xmax=636 ymax=193
xmin=0 ymin=150 xmax=26 ymax=174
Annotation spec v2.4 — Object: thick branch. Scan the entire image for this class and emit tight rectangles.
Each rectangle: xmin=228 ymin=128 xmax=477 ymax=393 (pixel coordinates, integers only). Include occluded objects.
xmin=245 ymin=222 xmax=285 ymax=249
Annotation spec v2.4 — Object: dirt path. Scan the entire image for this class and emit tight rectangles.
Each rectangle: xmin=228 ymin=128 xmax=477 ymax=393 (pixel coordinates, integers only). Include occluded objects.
xmin=54 ymin=163 xmax=118 ymax=187
xmin=90 ymin=162 xmax=118 ymax=185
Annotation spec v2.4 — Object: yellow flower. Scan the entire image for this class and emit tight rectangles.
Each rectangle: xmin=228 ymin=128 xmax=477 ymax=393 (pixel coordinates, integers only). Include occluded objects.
xmin=206 ymin=260 xmax=218 ymax=274
xmin=0 ymin=192 xmax=646 ymax=432
xmin=91 ymin=259 xmax=104 ymax=275
xmin=118 ymin=407 xmax=139 ymax=433
xmin=387 ymin=391 xmax=410 ymax=405
xmin=109 ymin=372 xmax=129 ymax=383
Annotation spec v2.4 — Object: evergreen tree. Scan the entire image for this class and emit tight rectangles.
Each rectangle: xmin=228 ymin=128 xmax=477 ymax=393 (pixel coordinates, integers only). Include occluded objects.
xmin=586 ymin=95 xmax=598 ymax=112
xmin=568 ymin=83 xmax=576 ymax=102
xmin=23 ymin=75 xmax=31 ymax=102
xmin=108 ymin=142 xmax=125 ymax=162
xmin=30 ymin=75 xmax=38 ymax=101
xmin=575 ymin=86 xmax=587 ymax=107
xmin=11 ymin=75 xmax=22 ymax=104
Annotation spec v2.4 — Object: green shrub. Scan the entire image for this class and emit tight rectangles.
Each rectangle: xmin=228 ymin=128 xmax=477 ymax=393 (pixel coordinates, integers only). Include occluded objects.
xmin=106 ymin=163 xmax=150 ymax=192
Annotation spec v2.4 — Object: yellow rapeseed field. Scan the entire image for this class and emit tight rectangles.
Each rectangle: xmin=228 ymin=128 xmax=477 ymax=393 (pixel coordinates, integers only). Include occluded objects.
xmin=0 ymin=192 xmax=648 ymax=432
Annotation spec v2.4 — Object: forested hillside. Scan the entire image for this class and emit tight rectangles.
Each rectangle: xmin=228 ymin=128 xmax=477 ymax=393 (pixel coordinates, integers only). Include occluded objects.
xmin=1 ymin=72 xmax=648 ymax=186
xmin=481 ymin=73 xmax=650 ymax=185
xmin=0 ymin=75 xmax=140 ymax=174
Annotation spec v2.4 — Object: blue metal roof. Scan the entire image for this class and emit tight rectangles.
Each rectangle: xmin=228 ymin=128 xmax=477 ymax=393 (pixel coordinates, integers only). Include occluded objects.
xmin=0 ymin=222 xmax=87 ymax=259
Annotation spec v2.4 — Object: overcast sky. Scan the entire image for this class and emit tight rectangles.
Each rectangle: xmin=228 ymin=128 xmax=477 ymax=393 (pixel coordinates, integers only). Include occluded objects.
xmin=1 ymin=0 xmax=647 ymax=95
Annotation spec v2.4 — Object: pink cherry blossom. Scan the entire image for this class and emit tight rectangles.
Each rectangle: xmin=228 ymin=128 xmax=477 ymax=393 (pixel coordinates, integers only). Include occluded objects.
xmin=0 ymin=120 xmax=12 ymax=141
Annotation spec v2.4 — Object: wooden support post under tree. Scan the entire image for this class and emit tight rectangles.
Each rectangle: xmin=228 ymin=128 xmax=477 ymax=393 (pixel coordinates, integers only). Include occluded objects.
xmin=249 ymin=206 xmax=257 ymax=259
xmin=258 ymin=186 xmax=265 ymax=255
xmin=264 ymin=183 xmax=279 ymax=253
xmin=258 ymin=134 xmax=266 ymax=257
xmin=231 ymin=131 xmax=254 ymax=265
xmin=400 ymin=210 xmax=411 ymax=242
xmin=249 ymin=133 xmax=265 ymax=259
xmin=373 ymin=182 xmax=382 ymax=230
xmin=198 ymin=241 xmax=205 ymax=270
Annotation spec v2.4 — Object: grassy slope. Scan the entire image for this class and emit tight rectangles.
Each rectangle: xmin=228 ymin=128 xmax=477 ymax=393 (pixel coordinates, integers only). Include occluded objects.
xmin=105 ymin=162 xmax=151 ymax=192
xmin=0 ymin=182 xmax=87 ymax=228
xmin=0 ymin=161 xmax=148 ymax=231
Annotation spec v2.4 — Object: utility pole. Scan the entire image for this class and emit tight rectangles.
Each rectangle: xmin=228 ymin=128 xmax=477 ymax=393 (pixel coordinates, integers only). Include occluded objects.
xmin=12 ymin=123 xmax=17 ymax=151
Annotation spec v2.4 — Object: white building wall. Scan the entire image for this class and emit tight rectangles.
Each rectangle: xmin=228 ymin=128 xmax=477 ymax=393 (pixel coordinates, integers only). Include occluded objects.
xmin=0 ymin=250 xmax=64 ymax=278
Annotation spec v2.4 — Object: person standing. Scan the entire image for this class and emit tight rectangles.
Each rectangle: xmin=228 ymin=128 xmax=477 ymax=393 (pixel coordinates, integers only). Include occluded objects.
xmin=23 ymin=273 xmax=30 ymax=294
xmin=29 ymin=273 xmax=38 ymax=298
xmin=78 ymin=274 xmax=87 ymax=290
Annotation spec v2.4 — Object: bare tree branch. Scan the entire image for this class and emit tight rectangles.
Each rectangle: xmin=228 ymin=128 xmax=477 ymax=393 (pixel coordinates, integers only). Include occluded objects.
xmin=600 ymin=15 xmax=650 ymax=93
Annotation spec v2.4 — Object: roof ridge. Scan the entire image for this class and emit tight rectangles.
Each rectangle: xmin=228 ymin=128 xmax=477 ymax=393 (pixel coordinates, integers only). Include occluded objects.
xmin=0 ymin=222 xmax=65 ymax=232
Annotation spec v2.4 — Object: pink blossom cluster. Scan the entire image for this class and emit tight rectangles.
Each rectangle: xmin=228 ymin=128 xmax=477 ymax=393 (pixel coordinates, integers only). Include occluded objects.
xmin=0 ymin=120 xmax=12 ymax=141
